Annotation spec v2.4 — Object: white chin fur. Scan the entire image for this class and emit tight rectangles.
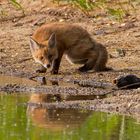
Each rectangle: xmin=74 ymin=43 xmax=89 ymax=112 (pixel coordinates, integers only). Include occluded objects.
xmin=43 ymin=64 xmax=48 ymax=68
xmin=33 ymin=56 xmax=52 ymax=69
xmin=33 ymin=57 xmax=44 ymax=66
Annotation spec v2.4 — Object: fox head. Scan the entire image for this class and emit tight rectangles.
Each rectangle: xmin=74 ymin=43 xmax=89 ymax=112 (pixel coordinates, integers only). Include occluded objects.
xmin=30 ymin=33 xmax=58 ymax=69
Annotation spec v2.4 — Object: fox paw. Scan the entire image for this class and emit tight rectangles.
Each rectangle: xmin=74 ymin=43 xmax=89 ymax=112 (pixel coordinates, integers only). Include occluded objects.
xmin=78 ymin=66 xmax=89 ymax=72
xmin=51 ymin=70 xmax=58 ymax=74
xmin=94 ymin=67 xmax=113 ymax=72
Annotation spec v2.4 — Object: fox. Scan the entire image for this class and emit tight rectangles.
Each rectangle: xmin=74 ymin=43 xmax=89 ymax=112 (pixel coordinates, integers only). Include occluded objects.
xmin=30 ymin=23 xmax=111 ymax=74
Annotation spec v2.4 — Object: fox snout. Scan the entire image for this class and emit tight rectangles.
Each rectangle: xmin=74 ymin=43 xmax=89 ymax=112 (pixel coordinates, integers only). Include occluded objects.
xmin=43 ymin=64 xmax=51 ymax=69
xmin=41 ymin=59 xmax=52 ymax=69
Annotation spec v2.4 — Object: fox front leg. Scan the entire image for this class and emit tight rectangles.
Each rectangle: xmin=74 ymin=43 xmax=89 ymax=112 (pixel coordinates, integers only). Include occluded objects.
xmin=51 ymin=57 xmax=62 ymax=74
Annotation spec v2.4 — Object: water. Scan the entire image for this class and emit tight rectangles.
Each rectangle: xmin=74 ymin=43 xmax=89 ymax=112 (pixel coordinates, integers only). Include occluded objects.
xmin=0 ymin=93 xmax=140 ymax=140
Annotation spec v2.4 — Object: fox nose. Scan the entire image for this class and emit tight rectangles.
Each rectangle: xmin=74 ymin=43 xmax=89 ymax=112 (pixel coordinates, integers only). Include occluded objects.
xmin=47 ymin=64 xmax=51 ymax=68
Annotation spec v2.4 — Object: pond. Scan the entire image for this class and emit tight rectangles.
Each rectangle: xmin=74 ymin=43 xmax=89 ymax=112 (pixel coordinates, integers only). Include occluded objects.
xmin=0 ymin=93 xmax=140 ymax=140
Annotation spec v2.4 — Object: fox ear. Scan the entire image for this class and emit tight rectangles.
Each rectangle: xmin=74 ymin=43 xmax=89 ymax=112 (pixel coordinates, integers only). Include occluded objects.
xmin=30 ymin=37 xmax=40 ymax=51
xmin=48 ymin=33 xmax=56 ymax=48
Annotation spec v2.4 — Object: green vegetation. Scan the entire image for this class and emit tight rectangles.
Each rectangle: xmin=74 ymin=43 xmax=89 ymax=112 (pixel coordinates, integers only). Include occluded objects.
xmin=9 ymin=0 xmax=23 ymax=10
xmin=0 ymin=0 xmax=24 ymax=18
xmin=1 ymin=0 xmax=139 ymax=21
xmin=9 ymin=0 xmax=24 ymax=15
xmin=107 ymin=8 xmax=125 ymax=21
xmin=53 ymin=0 xmax=139 ymax=20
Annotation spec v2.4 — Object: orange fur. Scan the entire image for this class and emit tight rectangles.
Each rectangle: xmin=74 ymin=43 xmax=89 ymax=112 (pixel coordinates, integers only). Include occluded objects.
xmin=30 ymin=23 xmax=110 ymax=74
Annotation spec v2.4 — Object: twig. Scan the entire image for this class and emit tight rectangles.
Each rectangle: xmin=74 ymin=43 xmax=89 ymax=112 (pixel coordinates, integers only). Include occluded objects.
xmin=18 ymin=57 xmax=32 ymax=63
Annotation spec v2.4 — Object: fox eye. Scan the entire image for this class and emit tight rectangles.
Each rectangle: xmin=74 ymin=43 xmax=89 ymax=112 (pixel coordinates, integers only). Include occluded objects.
xmin=48 ymin=55 xmax=53 ymax=59
xmin=40 ymin=56 xmax=44 ymax=60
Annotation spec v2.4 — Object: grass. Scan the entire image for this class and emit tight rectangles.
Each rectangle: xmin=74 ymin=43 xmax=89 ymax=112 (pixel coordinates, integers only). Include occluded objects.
xmin=53 ymin=0 xmax=138 ymax=21
xmin=1 ymin=0 xmax=138 ymax=21
xmin=9 ymin=0 xmax=25 ymax=15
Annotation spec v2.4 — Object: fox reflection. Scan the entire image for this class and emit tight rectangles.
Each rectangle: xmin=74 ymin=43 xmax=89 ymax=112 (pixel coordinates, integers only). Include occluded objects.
xmin=27 ymin=93 xmax=91 ymax=131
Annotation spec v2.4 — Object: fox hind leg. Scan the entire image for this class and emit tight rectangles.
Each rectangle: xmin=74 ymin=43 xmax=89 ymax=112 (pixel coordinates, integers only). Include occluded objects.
xmin=78 ymin=57 xmax=97 ymax=72
xmin=93 ymin=53 xmax=108 ymax=72
xmin=93 ymin=43 xmax=111 ymax=71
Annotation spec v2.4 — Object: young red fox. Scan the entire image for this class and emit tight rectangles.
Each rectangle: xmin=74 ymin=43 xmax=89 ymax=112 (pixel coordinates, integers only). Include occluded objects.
xmin=30 ymin=23 xmax=110 ymax=74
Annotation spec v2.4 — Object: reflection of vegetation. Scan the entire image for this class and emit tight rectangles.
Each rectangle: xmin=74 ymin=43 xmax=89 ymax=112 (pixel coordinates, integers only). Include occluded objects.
xmin=70 ymin=112 xmax=122 ymax=140
xmin=0 ymin=93 xmax=140 ymax=140
xmin=0 ymin=94 xmax=30 ymax=139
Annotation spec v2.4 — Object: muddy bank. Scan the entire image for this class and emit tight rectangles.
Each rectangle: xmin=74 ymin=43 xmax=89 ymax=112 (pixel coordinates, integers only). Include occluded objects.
xmin=0 ymin=74 xmax=140 ymax=120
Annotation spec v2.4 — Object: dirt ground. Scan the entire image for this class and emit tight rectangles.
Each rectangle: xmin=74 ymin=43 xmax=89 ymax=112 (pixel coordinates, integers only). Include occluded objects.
xmin=0 ymin=1 xmax=140 ymax=119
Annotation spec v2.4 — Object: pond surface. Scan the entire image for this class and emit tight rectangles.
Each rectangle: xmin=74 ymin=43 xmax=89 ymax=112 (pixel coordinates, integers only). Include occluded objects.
xmin=0 ymin=93 xmax=140 ymax=140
